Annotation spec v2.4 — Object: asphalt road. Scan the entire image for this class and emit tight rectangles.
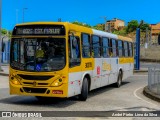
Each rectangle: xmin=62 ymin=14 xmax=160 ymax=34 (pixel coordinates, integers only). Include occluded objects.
xmin=0 ymin=74 xmax=160 ymax=120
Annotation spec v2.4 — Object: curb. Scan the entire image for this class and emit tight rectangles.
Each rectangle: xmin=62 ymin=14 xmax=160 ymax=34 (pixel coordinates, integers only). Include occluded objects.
xmin=0 ymin=73 xmax=9 ymax=76
xmin=143 ymin=86 xmax=160 ymax=102
xmin=140 ymin=59 xmax=160 ymax=63
xmin=134 ymin=70 xmax=148 ymax=73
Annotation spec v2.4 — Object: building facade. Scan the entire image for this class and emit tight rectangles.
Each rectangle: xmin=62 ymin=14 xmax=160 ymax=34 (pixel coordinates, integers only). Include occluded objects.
xmin=150 ymin=23 xmax=160 ymax=44
xmin=106 ymin=18 xmax=125 ymax=32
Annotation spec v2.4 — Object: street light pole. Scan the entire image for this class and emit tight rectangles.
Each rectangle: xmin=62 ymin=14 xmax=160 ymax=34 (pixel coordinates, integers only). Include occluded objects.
xmin=0 ymin=0 xmax=3 ymax=71
xmin=22 ymin=8 xmax=28 ymax=23
xmin=101 ymin=16 xmax=107 ymax=32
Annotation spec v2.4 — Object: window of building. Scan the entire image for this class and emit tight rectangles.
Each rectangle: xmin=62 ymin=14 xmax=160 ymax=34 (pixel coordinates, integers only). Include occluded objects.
xmin=81 ymin=33 xmax=91 ymax=58
xmin=102 ymin=37 xmax=109 ymax=57
xmin=92 ymin=35 xmax=101 ymax=58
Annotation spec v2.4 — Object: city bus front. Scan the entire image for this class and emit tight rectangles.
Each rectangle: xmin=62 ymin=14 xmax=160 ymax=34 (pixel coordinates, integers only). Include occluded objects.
xmin=9 ymin=23 xmax=69 ymax=98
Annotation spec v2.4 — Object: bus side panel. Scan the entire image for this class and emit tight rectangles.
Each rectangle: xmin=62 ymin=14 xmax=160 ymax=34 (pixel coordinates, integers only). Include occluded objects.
xmin=109 ymin=58 xmax=119 ymax=84
xmin=68 ymin=72 xmax=82 ymax=97
xmin=68 ymin=70 xmax=93 ymax=97
xmin=119 ymin=57 xmax=134 ymax=80
xmin=91 ymin=58 xmax=102 ymax=89
xmin=101 ymin=58 xmax=111 ymax=87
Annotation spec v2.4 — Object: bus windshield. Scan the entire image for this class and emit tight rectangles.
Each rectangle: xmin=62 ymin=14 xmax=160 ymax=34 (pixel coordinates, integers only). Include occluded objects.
xmin=10 ymin=38 xmax=66 ymax=72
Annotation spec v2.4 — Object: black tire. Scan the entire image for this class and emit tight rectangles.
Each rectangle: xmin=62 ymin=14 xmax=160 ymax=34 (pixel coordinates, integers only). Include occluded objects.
xmin=79 ymin=77 xmax=89 ymax=101
xmin=116 ymin=71 xmax=122 ymax=88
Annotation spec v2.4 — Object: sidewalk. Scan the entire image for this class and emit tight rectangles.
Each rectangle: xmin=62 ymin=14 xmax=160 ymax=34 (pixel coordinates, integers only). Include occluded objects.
xmin=143 ymin=86 xmax=160 ymax=102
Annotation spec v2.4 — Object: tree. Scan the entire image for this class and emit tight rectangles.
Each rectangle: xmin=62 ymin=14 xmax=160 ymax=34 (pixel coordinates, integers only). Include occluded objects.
xmin=72 ymin=21 xmax=92 ymax=28
xmin=1 ymin=29 xmax=7 ymax=34
xmin=140 ymin=23 xmax=151 ymax=32
xmin=112 ymin=27 xmax=127 ymax=36
xmin=92 ymin=24 xmax=104 ymax=31
xmin=126 ymin=20 xmax=139 ymax=33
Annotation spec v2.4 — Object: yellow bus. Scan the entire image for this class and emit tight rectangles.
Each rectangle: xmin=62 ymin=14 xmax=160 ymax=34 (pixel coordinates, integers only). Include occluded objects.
xmin=9 ymin=22 xmax=134 ymax=101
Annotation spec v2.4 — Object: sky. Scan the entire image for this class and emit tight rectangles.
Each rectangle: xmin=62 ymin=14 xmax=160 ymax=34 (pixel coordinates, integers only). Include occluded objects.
xmin=2 ymin=0 xmax=160 ymax=30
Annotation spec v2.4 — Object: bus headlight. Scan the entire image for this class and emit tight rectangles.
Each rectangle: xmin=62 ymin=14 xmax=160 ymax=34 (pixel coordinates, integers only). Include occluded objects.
xmin=51 ymin=78 xmax=63 ymax=87
xmin=10 ymin=74 xmax=21 ymax=85
xmin=11 ymin=79 xmax=21 ymax=85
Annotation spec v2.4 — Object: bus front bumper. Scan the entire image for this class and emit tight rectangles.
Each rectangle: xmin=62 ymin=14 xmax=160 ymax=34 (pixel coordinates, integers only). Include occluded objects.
xmin=9 ymin=81 xmax=68 ymax=98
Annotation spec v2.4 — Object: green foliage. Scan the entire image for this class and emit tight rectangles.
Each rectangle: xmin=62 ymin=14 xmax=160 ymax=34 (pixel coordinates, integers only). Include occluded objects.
xmin=0 ymin=29 xmax=12 ymax=37
xmin=113 ymin=27 xmax=127 ymax=36
xmin=72 ymin=21 xmax=92 ymax=28
xmin=1 ymin=29 xmax=7 ymax=35
xmin=72 ymin=21 xmax=104 ymax=31
xmin=126 ymin=20 xmax=139 ymax=33
xmin=140 ymin=23 xmax=151 ymax=32
xmin=92 ymin=25 xmax=104 ymax=31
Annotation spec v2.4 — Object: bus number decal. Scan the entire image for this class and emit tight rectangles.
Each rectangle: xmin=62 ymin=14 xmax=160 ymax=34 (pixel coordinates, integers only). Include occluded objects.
xmin=85 ymin=62 xmax=92 ymax=68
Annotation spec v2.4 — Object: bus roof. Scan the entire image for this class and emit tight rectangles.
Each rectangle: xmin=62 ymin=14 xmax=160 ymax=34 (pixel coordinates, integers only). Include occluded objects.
xmin=15 ymin=22 xmax=69 ymax=26
xmin=15 ymin=22 xmax=133 ymax=42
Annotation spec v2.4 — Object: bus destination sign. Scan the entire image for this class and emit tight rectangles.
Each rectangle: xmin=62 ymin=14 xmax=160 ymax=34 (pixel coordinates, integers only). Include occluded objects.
xmin=13 ymin=25 xmax=65 ymax=35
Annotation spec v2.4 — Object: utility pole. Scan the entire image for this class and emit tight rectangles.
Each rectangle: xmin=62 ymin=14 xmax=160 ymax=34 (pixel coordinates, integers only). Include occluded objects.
xmin=22 ymin=8 xmax=28 ymax=23
xmin=0 ymin=0 xmax=3 ymax=71
xmin=145 ymin=27 xmax=149 ymax=49
xmin=58 ymin=18 xmax=61 ymax=22
xmin=101 ymin=16 xmax=107 ymax=31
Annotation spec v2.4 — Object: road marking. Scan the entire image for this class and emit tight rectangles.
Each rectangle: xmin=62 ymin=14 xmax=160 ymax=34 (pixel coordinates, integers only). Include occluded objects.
xmin=133 ymin=87 xmax=158 ymax=107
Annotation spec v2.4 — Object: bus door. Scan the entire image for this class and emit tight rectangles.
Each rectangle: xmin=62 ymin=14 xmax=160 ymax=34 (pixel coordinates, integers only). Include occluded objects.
xmin=109 ymin=39 xmax=118 ymax=84
xmin=68 ymin=34 xmax=81 ymax=97
xmin=101 ymin=37 xmax=110 ymax=87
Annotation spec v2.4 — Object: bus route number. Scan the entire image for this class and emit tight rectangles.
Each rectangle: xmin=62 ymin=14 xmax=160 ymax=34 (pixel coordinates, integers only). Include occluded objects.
xmin=85 ymin=62 xmax=92 ymax=68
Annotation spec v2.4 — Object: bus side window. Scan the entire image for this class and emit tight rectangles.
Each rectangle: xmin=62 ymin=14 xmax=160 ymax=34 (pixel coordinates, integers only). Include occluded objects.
xmin=111 ymin=39 xmax=117 ymax=57
xmin=129 ymin=42 xmax=133 ymax=57
xmin=92 ymin=35 xmax=101 ymax=58
xmin=102 ymin=37 xmax=109 ymax=57
xmin=124 ymin=41 xmax=129 ymax=57
xmin=69 ymin=36 xmax=80 ymax=68
xmin=118 ymin=40 xmax=123 ymax=57
xmin=81 ymin=33 xmax=91 ymax=58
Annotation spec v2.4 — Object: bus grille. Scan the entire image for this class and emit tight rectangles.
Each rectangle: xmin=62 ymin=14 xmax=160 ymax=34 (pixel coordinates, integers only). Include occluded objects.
xmin=23 ymin=82 xmax=48 ymax=86
xmin=23 ymin=87 xmax=47 ymax=93
xmin=18 ymin=74 xmax=53 ymax=80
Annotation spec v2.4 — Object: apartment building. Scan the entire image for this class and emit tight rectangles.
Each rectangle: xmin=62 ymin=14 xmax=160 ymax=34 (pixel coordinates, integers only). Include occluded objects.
xmin=150 ymin=23 xmax=160 ymax=44
xmin=106 ymin=18 xmax=125 ymax=32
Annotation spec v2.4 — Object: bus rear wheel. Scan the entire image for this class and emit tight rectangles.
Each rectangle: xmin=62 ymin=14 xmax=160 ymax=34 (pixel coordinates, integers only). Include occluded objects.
xmin=79 ymin=77 xmax=89 ymax=101
xmin=116 ymin=71 xmax=122 ymax=88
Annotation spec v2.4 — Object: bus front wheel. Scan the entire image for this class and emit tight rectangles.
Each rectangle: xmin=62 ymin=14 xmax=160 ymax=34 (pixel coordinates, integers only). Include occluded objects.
xmin=79 ymin=77 xmax=89 ymax=101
